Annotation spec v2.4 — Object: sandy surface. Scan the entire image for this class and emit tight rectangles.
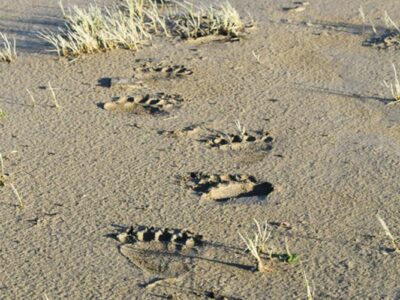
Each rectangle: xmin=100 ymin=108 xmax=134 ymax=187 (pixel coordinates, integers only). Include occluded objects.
xmin=1 ymin=0 xmax=400 ymax=299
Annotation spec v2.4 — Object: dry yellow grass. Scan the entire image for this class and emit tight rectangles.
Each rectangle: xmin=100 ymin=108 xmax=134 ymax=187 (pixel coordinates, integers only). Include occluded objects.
xmin=39 ymin=0 xmax=168 ymax=57
xmin=238 ymin=219 xmax=272 ymax=272
xmin=171 ymin=1 xmax=245 ymax=39
xmin=383 ymin=64 xmax=400 ymax=103
xmin=0 ymin=32 xmax=17 ymax=62
xmin=39 ymin=0 xmax=244 ymax=57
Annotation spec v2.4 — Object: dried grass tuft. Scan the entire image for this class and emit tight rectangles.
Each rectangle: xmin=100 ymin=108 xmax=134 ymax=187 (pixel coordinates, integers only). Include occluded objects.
xmin=238 ymin=219 xmax=272 ymax=272
xmin=171 ymin=1 xmax=245 ymax=40
xmin=0 ymin=32 xmax=17 ymax=63
xmin=39 ymin=0 xmax=168 ymax=58
xmin=383 ymin=63 xmax=400 ymax=103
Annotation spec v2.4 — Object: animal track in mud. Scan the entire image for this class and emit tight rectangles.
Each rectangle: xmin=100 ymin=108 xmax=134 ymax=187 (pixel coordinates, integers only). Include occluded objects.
xmin=182 ymin=172 xmax=274 ymax=203
xmin=115 ymin=225 xmax=203 ymax=278
xmin=363 ymin=31 xmax=400 ymax=49
xmin=120 ymin=243 xmax=195 ymax=278
xmin=200 ymin=130 xmax=273 ymax=151
xmin=159 ymin=125 xmax=274 ymax=151
xmin=282 ymin=1 xmax=310 ymax=12
xmin=100 ymin=93 xmax=185 ymax=115
xmin=114 ymin=226 xmax=250 ymax=298
xmin=116 ymin=225 xmax=203 ymax=248
xmin=133 ymin=61 xmax=193 ymax=80
xmin=158 ymin=125 xmax=203 ymax=138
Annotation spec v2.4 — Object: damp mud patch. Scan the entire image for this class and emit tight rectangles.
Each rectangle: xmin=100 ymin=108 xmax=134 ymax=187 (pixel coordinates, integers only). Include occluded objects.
xmin=99 ymin=93 xmax=185 ymax=115
xmin=182 ymin=172 xmax=274 ymax=203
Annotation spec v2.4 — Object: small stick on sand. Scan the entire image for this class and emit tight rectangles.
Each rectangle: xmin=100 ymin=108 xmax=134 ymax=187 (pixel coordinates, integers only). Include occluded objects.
xmin=377 ymin=215 xmax=399 ymax=253
xmin=26 ymin=89 xmax=36 ymax=107
xmin=10 ymin=183 xmax=24 ymax=209
xmin=252 ymin=50 xmax=261 ymax=64
xmin=48 ymin=82 xmax=61 ymax=109
xmin=0 ymin=152 xmax=4 ymax=176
